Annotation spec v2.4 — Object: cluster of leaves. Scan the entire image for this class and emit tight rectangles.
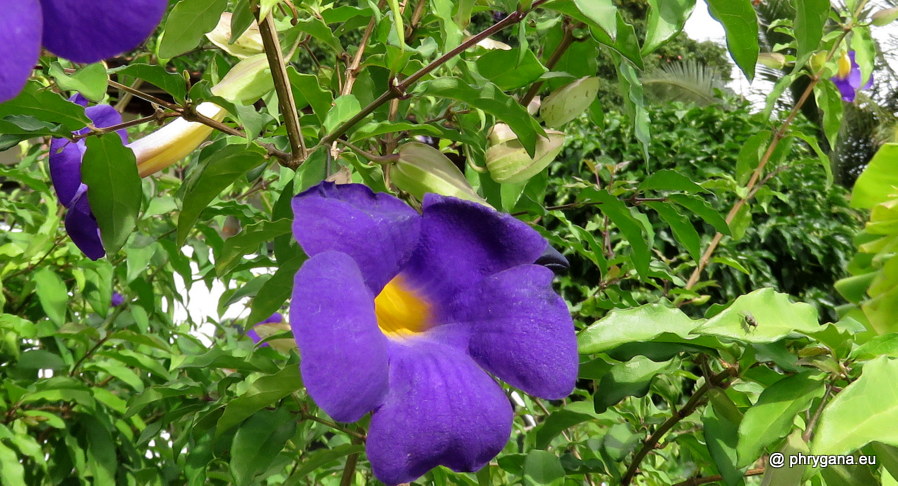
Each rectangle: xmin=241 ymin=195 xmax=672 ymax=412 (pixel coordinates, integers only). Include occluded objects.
xmin=2 ymin=0 xmax=898 ymax=485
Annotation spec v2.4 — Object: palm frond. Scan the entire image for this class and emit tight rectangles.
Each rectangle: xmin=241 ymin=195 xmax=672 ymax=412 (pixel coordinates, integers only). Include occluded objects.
xmin=642 ymin=60 xmax=730 ymax=106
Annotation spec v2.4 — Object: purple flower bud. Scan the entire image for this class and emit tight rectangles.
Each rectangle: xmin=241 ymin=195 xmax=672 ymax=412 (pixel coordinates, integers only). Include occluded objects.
xmin=111 ymin=292 xmax=124 ymax=307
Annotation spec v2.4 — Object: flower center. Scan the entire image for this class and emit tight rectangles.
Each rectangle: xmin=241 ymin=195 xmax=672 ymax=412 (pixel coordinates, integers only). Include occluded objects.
xmin=374 ymin=275 xmax=431 ymax=338
xmin=837 ymin=52 xmax=852 ymax=79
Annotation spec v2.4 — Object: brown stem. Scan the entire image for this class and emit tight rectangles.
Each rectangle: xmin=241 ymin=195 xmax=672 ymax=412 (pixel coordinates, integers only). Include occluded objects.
xmin=520 ymin=20 xmax=576 ymax=106
xmin=319 ymin=5 xmax=543 ymax=147
xmin=339 ymin=440 xmax=361 ymax=486
xmin=108 ymin=79 xmax=181 ymax=112
xmin=802 ymin=385 xmax=832 ymax=443
xmin=672 ymin=468 xmax=765 ymax=486
xmin=684 ymin=31 xmax=850 ymax=290
xmin=258 ymin=11 xmax=307 ymax=166
xmin=621 ymin=367 xmax=738 ymax=486
xmin=340 ymin=2 xmax=383 ymax=97
xmin=72 ymin=112 xmax=179 ymax=140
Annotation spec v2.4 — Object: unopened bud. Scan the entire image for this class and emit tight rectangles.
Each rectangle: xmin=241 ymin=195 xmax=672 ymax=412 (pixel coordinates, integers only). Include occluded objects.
xmin=872 ymin=7 xmax=898 ymax=26
xmin=130 ymin=102 xmax=227 ymax=177
xmin=540 ymin=77 xmax=600 ymax=128
xmin=757 ymin=52 xmax=786 ymax=69
xmin=210 ymin=54 xmax=273 ymax=105
xmin=810 ymin=51 xmax=828 ymax=73
xmin=205 ymin=13 xmax=265 ymax=58
xmin=392 ymin=142 xmax=487 ymax=205
xmin=486 ymin=124 xmax=565 ymax=183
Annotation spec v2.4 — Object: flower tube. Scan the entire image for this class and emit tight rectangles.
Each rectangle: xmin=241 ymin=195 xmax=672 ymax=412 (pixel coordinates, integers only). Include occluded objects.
xmin=290 ymin=182 xmax=578 ymax=484
xmin=0 ymin=0 xmax=166 ymax=102
xmin=130 ymin=102 xmax=227 ymax=177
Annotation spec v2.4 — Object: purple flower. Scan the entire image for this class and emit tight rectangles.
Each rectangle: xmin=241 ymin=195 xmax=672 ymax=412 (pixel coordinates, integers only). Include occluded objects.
xmin=0 ymin=0 xmax=167 ymax=102
xmin=111 ymin=292 xmax=125 ymax=307
xmin=831 ymin=51 xmax=873 ymax=102
xmin=290 ymin=182 xmax=578 ymax=484
xmin=49 ymin=94 xmax=128 ymax=260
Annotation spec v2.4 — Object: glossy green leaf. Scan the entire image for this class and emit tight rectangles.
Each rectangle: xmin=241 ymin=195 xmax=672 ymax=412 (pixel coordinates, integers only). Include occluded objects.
xmin=246 ymin=254 xmax=304 ymax=325
xmin=758 ymin=431 xmax=809 ymax=486
xmin=639 ymin=169 xmax=706 ymax=194
xmin=476 ymin=48 xmax=547 ymax=91
xmin=216 ymin=219 xmax=293 ymax=276
xmin=217 ymin=365 xmax=303 ymax=433
xmin=647 ymin=202 xmax=701 ymax=261
xmin=177 ymin=143 xmax=267 ymax=245
xmin=814 ymin=81 xmax=843 ymax=151
xmin=695 ymin=288 xmax=820 ymax=343
xmin=48 ymin=63 xmax=108 ymax=102
xmin=643 ymin=0 xmax=696 ymax=54
xmin=415 ymin=77 xmax=544 ymax=156
xmin=706 ymin=0 xmax=758 ymax=80
xmin=851 ymin=143 xmax=898 ymax=209
xmin=112 ymin=64 xmax=189 ymax=104
xmin=813 ymin=356 xmax=898 ymax=455
xmin=230 ymin=407 xmax=296 ymax=486
xmin=702 ymin=391 xmax=742 ymax=486
xmin=159 ymin=0 xmax=228 ymax=58
xmin=794 ymin=0 xmax=829 ymax=61
xmin=573 ymin=0 xmax=617 ymax=38
xmin=0 ymin=82 xmax=90 ymax=131
xmin=578 ymin=303 xmax=700 ymax=354
xmin=736 ymin=372 xmax=825 ymax=466
xmin=523 ymin=449 xmax=565 ymax=485
xmin=82 ymin=134 xmax=142 ymax=255
xmin=595 ymin=356 xmax=674 ymax=413
xmin=579 ymin=188 xmax=651 ymax=277
xmin=668 ymin=193 xmax=731 ymax=235
xmin=34 ymin=268 xmax=67 ymax=326
xmin=535 ymin=402 xmax=600 ymax=449
xmin=618 ymin=61 xmax=651 ymax=161
xmin=323 ymin=95 xmax=361 ymax=134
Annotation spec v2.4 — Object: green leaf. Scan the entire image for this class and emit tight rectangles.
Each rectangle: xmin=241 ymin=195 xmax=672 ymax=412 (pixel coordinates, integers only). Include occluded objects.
xmin=646 ymin=202 xmax=701 ymax=261
xmin=0 ymin=439 xmax=25 ymax=486
xmin=814 ymin=81 xmax=843 ymax=151
xmin=694 ymin=288 xmax=820 ymax=343
xmin=535 ymin=402 xmax=601 ymax=449
xmin=17 ymin=350 xmax=66 ymax=370
xmin=286 ymin=444 xmax=365 ymax=481
xmin=758 ymin=431 xmax=809 ymax=486
xmin=230 ymin=407 xmax=296 ymax=486
xmin=813 ymin=356 xmax=898 ymax=455
xmin=287 ymin=68 xmax=334 ymax=124
xmin=735 ymin=131 xmax=771 ymax=185
xmin=706 ymin=0 xmax=759 ymax=81
xmin=217 ymin=365 xmax=304 ymax=433
xmin=111 ymin=64 xmax=188 ymax=103
xmin=216 ymin=219 xmax=293 ymax=276
xmin=177 ymin=143 xmax=267 ymax=245
xmin=0 ymin=81 xmax=90 ymax=131
xmin=579 ymin=189 xmax=651 ymax=277
xmin=595 ymin=356 xmax=674 ymax=413
xmin=83 ymin=415 xmax=116 ymax=485
xmin=574 ymin=0 xmax=617 ymax=38
xmin=48 ymin=63 xmax=108 ymax=102
xmin=736 ymin=371 xmax=825 ymax=466
xmin=618 ymin=61 xmax=651 ymax=162
xmin=851 ymin=143 xmax=898 ymax=209
xmin=323 ymin=95 xmax=361 ymax=134
xmin=523 ymin=450 xmax=565 ymax=485
xmin=34 ymin=268 xmax=67 ymax=326
xmin=246 ymin=254 xmax=304 ymax=325
xmin=476 ymin=48 xmax=548 ymax=91
xmin=639 ymin=169 xmax=706 ymax=194
xmin=415 ymin=77 xmax=544 ymax=157
xmin=578 ymin=303 xmax=700 ymax=354
xmin=159 ymin=0 xmax=228 ymax=58
xmin=702 ymin=394 xmax=743 ymax=486
xmin=792 ymin=132 xmax=832 ymax=188
xmin=643 ymin=0 xmax=696 ymax=54
xmin=669 ymin=193 xmax=731 ymax=235
xmin=82 ymin=134 xmax=142 ymax=255
xmin=794 ymin=0 xmax=829 ymax=61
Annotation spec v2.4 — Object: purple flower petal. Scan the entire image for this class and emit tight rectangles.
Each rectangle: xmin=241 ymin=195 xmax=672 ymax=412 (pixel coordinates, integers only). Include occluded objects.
xmin=111 ymin=292 xmax=124 ymax=307
xmin=402 ymin=194 xmax=547 ymax=300
xmin=441 ymin=265 xmax=578 ymax=399
xmin=49 ymin=138 xmax=87 ymax=207
xmin=248 ymin=313 xmax=284 ymax=346
xmin=49 ymin=100 xmax=126 ymax=208
xmin=64 ymin=188 xmax=105 ymax=260
xmin=39 ymin=0 xmax=166 ymax=63
xmin=832 ymin=76 xmax=857 ymax=102
xmin=291 ymin=251 xmax=389 ymax=422
xmin=0 ymin=0 xmax=42 ymax=103
xmin=292 ymin=182 xmax=421 ymax=293
xmin=260 ymin=312 xmax=283 ymax=324
xmin=366 ymin=340 xmax=512 ymax=485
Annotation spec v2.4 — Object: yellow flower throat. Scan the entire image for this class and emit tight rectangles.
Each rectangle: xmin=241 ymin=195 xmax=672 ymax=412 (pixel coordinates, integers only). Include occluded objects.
xmin=837 ymin=52 xmax=852 ymax=79
xmin=374 ymin=275 xmax=431 ymax=338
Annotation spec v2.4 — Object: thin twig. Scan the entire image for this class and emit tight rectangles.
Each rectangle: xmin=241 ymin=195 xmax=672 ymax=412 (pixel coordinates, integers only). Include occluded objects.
xmin=72 ymin=112 xmax=179 ymax=140
xmin=318 ymin=3 xmax=550 ymax=147
xmin=339 ymin=439 xmax=362 ymax=486
xmin=802 ymin=384 xmax=833 ymax=443
xmin=622 ymin=367 xmax=738 ymax=486
xmin=520 ymin=20 xmax=577 ymax=106
xmin=108 ymin=79 xmax=181 ymax=112
xmin=672 ymin=468 xmax=765 ymax=486
xmin=258 ymin=11 xmax=307 ymax=166
xmin=684 ymin=30 xmax=851 ymax=289
xmin=341 ymin=0 xmax=385 ymax=97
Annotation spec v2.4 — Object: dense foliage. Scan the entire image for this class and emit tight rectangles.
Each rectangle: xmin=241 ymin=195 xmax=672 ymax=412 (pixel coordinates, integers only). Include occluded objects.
xmin=2 ymin=0 xmax=898 ymax=485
